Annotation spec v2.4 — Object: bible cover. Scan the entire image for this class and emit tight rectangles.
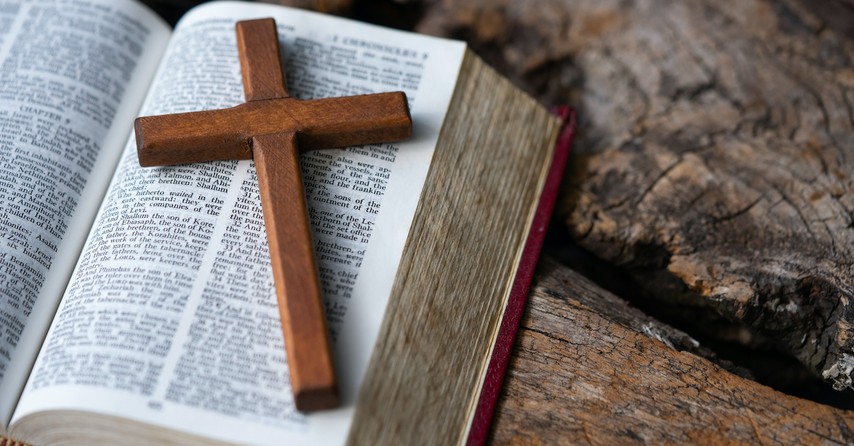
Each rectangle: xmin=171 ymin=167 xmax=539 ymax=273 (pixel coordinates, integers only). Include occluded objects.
xmin=466 ymin=106 xmax=576 ymax=446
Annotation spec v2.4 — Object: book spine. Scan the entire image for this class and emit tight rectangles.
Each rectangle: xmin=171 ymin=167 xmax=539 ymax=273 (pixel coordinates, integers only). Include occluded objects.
xmin=465 ymin=107 xmax=576 ymax=446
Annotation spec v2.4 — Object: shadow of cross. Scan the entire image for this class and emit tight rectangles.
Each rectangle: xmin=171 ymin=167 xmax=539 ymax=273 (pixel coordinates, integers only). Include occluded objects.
xmin=133 ymin=18 xmax=412 ymax=412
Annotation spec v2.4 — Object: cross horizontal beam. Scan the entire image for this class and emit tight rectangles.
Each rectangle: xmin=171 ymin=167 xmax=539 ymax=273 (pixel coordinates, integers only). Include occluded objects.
xmin=135 ymin=92 xmax=411 ymax=167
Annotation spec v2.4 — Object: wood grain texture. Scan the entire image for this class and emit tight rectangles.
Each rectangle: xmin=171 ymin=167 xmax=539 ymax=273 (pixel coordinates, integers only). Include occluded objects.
xmin=134 ymin=17 xmax=412 ymax=412
xmin=491 ymin=258 xmax=854 ymax=445
xmin=236 ymin=18 xmax=289 ymax=101
xmin=253 ymin=132 xmax=338 ymax=411
xmin=418 ymin=0 xmax=854 ymax=393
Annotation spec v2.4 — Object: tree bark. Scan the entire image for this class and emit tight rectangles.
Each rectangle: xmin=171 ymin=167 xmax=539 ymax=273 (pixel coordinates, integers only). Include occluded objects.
xmin=418 ymin=0 xmax=854 ymax=392
xmin=491 ymin=259 xmax=854 ymax=444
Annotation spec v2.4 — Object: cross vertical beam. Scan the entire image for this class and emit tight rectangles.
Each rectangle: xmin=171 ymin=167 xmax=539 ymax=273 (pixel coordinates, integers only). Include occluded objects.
xmin=234 ymin=20 xmax=338 ymax=411
xmin=253 ymin=132 xmax=336 ymax=411
xmin=134 ymin=18 xmax=413 ymax=412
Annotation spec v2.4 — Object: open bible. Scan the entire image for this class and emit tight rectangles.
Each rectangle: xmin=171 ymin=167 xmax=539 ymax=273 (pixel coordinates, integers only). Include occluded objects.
xmin=0 ymin=1 xmax=572 ymax=445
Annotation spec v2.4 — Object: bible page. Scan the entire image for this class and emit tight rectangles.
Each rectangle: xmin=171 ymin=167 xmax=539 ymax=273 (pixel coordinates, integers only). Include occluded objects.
xmin=11 ymin=2 xmax=466 ymax=445
xmin=0 ymin=0 xmax=170 ymax=432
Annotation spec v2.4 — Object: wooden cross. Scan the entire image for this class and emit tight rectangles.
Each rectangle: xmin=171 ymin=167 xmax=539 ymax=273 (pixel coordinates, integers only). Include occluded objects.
xmin=134 ymin=18 xmax=411 ymax=412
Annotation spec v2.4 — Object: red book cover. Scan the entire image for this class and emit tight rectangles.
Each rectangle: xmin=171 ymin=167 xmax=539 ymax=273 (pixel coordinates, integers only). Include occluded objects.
xmin=466 ymin=107 xmax=577 ymax=446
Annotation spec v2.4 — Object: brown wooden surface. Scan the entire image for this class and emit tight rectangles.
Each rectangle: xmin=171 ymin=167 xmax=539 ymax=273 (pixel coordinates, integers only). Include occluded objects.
xmin=490 ymin=259 xmax=854 ymax=444
xmin=556 ymin=0 xmax=854 ymax=393
xmin=134 ymin=17 xmax=412 ymax=411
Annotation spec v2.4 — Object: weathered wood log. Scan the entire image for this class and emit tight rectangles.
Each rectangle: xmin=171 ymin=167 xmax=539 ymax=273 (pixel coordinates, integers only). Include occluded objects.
xmin=491 ymin=259 xmax=854 ymax=444
xmin=418 ymin=0 xmax=854 ymax=392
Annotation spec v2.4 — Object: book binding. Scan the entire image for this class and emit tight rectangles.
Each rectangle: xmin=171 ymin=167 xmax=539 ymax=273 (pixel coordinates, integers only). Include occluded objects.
xmin=466 ymin=106 xmax=576 ymax=446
